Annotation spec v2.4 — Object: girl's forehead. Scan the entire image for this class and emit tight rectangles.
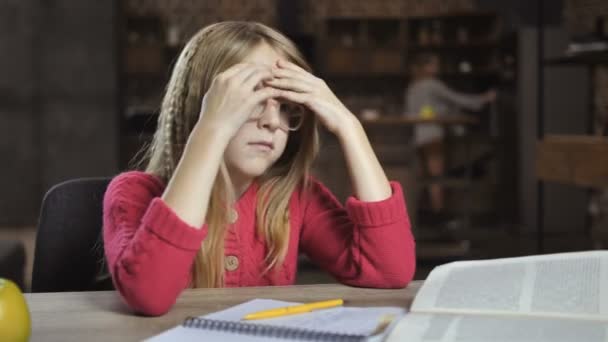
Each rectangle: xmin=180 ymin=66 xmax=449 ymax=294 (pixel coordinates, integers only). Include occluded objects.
xmin=243 ymin=43 xmax=285 ymax=67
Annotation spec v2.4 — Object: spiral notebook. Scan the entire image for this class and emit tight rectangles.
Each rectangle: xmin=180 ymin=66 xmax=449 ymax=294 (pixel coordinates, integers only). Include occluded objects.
xmin=146 ymin=299 xmax=406 ymax=342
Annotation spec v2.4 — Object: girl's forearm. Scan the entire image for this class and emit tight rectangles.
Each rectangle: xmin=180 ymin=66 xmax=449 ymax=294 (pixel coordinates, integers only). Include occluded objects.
xmin=337 ymin=116 xmax=392 ymax=201
xmin=161 ymin=124 xmax=232 ymax=228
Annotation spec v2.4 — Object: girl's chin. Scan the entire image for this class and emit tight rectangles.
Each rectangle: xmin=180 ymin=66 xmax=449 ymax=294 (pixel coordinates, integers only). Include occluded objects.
xmin=230 ymin=163 xmax=272 ymax=180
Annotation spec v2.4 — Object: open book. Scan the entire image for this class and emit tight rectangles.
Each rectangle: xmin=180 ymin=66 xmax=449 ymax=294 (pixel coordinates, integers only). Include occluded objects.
xmin=385 ymin=251 xmax=608 ymax=342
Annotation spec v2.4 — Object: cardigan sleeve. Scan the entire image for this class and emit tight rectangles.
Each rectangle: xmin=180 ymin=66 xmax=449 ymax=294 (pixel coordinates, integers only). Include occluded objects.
xmin=299 ymin=179 xmax=416 ymax=288
xmin=102 ymin=171 xmax=207 ymax=316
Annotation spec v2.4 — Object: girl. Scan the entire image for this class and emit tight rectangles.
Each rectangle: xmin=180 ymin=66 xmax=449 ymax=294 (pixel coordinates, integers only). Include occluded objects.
xmin=405 ymin=53 xmax=496 ymax=222
xmin=103 ymin=21 xmax=415 ymax=316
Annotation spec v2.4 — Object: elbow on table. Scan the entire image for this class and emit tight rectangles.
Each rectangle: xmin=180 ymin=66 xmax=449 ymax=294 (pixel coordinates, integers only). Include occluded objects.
xmin=113 ymin=275 xmax=178 ymax=316
xmin=345 ymin=259 xmax=416 ymax=289
xmin=385 ymin=261 xmax=416 ymax=288
xmin=127 ymin=293 xmax=175 ymax=317
xmin=374 ymin=251 xmax=417 ymax=289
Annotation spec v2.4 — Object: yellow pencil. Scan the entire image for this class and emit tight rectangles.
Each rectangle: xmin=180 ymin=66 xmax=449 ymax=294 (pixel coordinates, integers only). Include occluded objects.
xmin=242 ymin=299 xmax=344 ymax=320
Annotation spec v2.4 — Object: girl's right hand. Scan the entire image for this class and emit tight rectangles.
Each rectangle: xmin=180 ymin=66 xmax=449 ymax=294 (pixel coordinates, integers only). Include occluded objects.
xmin=196 ymin=63 xmax=278 ymax=137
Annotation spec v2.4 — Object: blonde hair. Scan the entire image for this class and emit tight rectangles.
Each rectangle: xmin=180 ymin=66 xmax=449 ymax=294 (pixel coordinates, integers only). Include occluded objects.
xmin=142 ymin=22 xmax=319 ymax=287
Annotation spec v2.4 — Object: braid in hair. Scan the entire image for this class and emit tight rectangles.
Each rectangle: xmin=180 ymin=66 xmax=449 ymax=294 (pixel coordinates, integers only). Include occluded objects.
xmin=158 ymin=30 xmax=208 ymax=179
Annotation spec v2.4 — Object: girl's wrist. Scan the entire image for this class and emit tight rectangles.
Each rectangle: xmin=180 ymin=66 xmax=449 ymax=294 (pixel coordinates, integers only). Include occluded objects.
xmin=335 ymin=112 xmax=365 ymax=145
xmin=189 ymin=120 xmax=234 ymax=148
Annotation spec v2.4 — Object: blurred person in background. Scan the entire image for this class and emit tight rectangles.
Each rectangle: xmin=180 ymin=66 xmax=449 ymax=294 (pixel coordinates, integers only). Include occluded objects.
xmin=405 ymin=52 xmax=496 ymax=227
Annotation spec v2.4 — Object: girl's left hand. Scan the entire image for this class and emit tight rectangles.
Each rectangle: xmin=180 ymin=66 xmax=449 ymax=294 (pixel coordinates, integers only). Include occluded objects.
xmin=266 ymin=60 xmax=356 ymax=135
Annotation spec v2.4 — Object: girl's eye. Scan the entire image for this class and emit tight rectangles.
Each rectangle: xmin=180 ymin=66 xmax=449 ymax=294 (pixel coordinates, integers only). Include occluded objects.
xmin=278 ymin=102 xmax=304 ymax=130
xmin=290 ymin=107 xmax=304 ymax=119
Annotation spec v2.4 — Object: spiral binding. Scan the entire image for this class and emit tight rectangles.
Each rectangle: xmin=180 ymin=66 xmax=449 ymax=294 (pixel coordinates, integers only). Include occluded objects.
xmin=183 ymin=317 xmax=367 ymax=342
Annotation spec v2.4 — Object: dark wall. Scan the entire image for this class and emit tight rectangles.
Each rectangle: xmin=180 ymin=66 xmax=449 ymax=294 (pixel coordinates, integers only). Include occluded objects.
xmin=0 ymin=1 xmax=39 ymax=225
xmin=0 ymin=0 xmax=119 ymax=225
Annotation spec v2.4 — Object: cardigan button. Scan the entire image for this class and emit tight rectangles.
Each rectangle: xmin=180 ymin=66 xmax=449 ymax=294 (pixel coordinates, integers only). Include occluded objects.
xmin=225 ymin=255 xmax=239 ymax=271
xmin=229 ymin=208 xmax=238 ymax=224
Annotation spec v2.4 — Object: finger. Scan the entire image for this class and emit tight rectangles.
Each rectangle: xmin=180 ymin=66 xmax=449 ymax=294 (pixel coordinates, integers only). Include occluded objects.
xmin=277 ymin=59 xmax=308 ymax=73
xmin=273 ymin=68 xmax=319 ymax=92
xmin=265 ymin=78 xmax=311 ymax=93
xmin=242 ymin=68 xmax=274 ymax=90
xmin=271 ymin=68 xmax=317 ymax=88
xmin=278 ymin=90 xmax=327 ymax=118
xmin=276 ymin=90 xmax=310 ymax=107
xmin=248 ymin=86 xmax=282 ymax=107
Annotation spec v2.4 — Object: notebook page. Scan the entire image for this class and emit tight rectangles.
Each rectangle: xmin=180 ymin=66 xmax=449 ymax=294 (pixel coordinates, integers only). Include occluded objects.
xmin=204 ymin=298 xmax=406 ymax=336
xmin=146 ymin=325 xmax=279 ymax=342
xmin=145 ymin=298 xmax=406 ymax=342
xmin=145 ymin=300 xmax=309 ymax=342
xmin=204 ymin=299 xmax=299 ymax=320
xmin=412 ymin=251 xmax=608 ymax=320
xmin=384 ymin=312 xmax=608 ymax=342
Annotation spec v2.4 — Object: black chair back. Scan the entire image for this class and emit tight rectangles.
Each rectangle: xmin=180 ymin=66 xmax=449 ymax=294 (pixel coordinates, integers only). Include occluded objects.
xmin=32 ymin=177 xmax=114 ymax=292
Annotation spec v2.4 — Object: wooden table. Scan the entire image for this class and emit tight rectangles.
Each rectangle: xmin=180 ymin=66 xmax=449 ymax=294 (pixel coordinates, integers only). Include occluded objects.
xmin=25 ymin=282 xmax=422 ymax=342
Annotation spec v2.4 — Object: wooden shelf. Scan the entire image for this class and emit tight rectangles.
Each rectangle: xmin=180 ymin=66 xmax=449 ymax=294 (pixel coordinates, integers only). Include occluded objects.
xmin=419 ymin=177 xmax=475 ymax=188
xmin=544 ymin=51 xmax=608 ymax=65
xmin=322 ymin=71 xmax=408 ymax=78
xmin=323 ymin=70 xmax=499 ymax=79
xmin=407 ymin=11 xmax=498 ymax=20
xmin=407 ymin=41 xmax=498 ymax=50
xmin=537 ymin=135 xmax=608 ymax=188
xmin=318 ymin=13 xmax=502 ymax=81
xmin=440 ymin=70 xmax=500 ymax=77
xmin=361 ymin=115 xmax=479 ymax=126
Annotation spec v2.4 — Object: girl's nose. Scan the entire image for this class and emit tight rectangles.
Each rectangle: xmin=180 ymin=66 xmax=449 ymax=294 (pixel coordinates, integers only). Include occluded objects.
xmin=257 ymin=98 xmax=281 ymax=131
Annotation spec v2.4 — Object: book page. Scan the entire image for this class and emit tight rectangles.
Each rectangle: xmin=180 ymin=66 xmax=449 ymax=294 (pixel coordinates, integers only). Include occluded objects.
xmin=412 ymin=251 xmax=608 ymax=320
xmin=385 ymin=312 xmax=608 ymax=342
